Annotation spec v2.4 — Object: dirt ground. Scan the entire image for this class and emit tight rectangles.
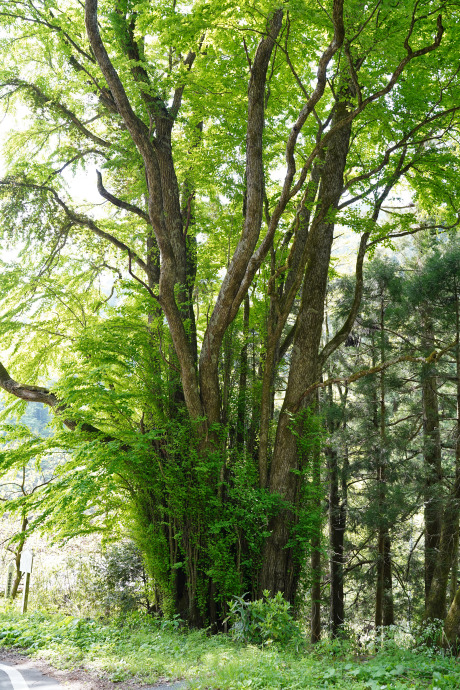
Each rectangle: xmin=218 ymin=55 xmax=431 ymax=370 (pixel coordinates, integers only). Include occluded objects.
xmin=0 ymin=649 xmax=186 ymax=689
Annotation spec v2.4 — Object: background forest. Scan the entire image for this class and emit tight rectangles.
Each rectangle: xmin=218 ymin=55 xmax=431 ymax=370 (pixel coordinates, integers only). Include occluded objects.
xmin=0 ymin=0 xmax=459 ymax=663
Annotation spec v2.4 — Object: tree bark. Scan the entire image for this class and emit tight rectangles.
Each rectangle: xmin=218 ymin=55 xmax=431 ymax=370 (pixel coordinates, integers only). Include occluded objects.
xmin=422 ymin=315 xmax=443 ymax=600
xmin=328 ymin=446 xmax=346 ymax=636
xmin=375 ymin=296 xmax=394 ymax=628
xmin=198 ymin=9 xmax=283 ymax=428
xmin=439 ymin=280 xmax=460 ymax=639
xmin=260 ymin=94 xmax=352 ymax=598
xmin=236 ymin=294 xmax=250 ymax=451
xmin=85 ymin=0 xmax=204 ymax=426
xmin=311 ymin=436 xmax=322 ymax=642
xmin=10 ymin=514 xmax=28 ymax=600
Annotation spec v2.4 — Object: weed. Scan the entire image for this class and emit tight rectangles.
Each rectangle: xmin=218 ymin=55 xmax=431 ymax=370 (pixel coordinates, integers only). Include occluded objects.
xmin=0 ymin=605 xmax=460 ymax=688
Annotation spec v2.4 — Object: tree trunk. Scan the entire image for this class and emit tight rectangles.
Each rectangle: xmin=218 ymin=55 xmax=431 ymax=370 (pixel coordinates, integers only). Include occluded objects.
xmin=382 ymin=532 xmax=394 ymax=626
xmin=260 ymin=98 xmax=353 ymax=598
xmin=422 ymin=315 xmax=443 ymax=600
xmin=236 ymin=294 xmax=250 ymax=451
xmin=426 ymin=493 xmax=460 ymax=621
xmin=440 ymin=280 xmax=460 ymax=640
xmin=450 ymin=524 xmax=459 ymax=605
xmin=328 ymin=445 xmax=346 ymax=636
xmin=10 ymin=514 xmax=28 ymax=600
xmin=374 ymin=298 xmax=394 ymax=628
xmin=311 ymin=438 xmax=322 ymax=642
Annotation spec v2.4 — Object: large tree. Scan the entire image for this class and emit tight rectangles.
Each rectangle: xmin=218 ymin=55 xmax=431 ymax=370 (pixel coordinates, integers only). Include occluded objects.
xmin=0 ymin=0 xmax=459 ymax=623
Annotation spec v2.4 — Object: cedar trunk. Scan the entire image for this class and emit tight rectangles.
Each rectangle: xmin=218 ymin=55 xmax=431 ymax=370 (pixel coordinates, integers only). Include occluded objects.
xmin=328 ymin=446 xmax=346 ymax=636
xmin=440 ymin=281 xmax=460 ymax=641
xmin=422 ymin=316 xmax=443 ymax=600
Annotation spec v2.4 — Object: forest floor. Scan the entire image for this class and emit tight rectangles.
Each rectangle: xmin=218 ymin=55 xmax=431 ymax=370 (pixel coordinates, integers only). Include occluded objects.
xmin=0 ymin=606 xmax=459 ymax=689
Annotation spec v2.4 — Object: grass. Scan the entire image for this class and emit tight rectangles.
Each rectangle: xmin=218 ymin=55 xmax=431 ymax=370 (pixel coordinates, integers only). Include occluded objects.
xmin=0 ymin=604 xmax=459 ymax=688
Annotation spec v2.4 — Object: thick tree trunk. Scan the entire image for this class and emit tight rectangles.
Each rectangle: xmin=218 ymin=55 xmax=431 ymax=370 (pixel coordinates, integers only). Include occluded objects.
xmin=258 ymin=165 xmax=322 ymax=489
xmin=444 ymin=585 xmax=460 ymax=648
xmin=260 ymin=99 xmax=352 ymax=598
xmin=425 ymin=493 xmax=460 ymax=621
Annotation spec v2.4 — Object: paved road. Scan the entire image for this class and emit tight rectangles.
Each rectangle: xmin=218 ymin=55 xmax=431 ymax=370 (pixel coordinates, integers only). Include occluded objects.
xmin=0 ymin=661 xmax=188 ymax=689
xmin=0 ymin=663 xmax=61 ymax=690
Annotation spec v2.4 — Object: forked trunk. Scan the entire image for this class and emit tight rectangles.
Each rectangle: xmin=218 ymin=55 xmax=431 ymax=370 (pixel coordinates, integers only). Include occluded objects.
xmin=260 ymin=100 xmax=352 ymax=599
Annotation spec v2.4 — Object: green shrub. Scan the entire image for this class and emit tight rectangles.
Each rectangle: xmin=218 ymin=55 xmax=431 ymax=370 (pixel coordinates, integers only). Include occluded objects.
xmin=413 ymin=619 xmax=445 ymax=652
xmin=88 ymin=541 xmax=152 ymax=615
xmin=226 ymin=590 xmax=302 ymax=646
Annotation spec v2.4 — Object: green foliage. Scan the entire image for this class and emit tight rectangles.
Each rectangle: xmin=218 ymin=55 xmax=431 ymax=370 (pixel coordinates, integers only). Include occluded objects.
xmin=414 ymin=619 xmax=446 ymax=655
xmin=226 ymin=591 xmax=302 ymax=646
xmin=87 ymin=541 xmax=152 ymax=615
xmin=1 ymin=608 xmax=460 ymax=688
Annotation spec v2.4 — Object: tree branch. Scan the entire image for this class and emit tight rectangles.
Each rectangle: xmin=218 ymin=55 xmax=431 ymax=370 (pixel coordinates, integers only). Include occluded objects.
xmin=319 ymin=231 xmax=369 ymax=368
xmin=0 ymin=362 xmax=57 ymax=407
xmin=1 ymin=79 xmax=110 ymax=148
xmin=291 ymin=341 xmax=456 ymax=414
xmin=199 ymin=8 xmax=283 ymax=423
xmin=96 ymin=170 xmax=150 ymax=223
xmin=0 ymin=179 xmax=148 ymax=274
xmin=0 ymin=360 xmax=117 ymax=438
xmin=288 ymin=13 xmax=445 ymax=201
xmin=85 ymin=0 xmax=156 ymax=161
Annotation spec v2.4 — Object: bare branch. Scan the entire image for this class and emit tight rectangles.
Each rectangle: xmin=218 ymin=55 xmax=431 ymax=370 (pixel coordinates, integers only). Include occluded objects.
xmin=0 ymin=361 xmax=57 ymax=407
xmin=46 ymin=149 xmax=106 ymax=181
xmin=96 ymin=170 xmax=150 ymax=223
xmin=319 ymin=230 xmax=369 ymax=367
xmin=127 ymin=251 xmax=159 ymax=302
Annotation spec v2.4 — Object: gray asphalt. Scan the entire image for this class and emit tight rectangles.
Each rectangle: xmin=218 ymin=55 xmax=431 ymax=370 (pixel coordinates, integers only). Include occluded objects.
xmin=0 ymin=665 xmax=61 ymax=689
xmin=0 ymin=662 xmax=187 ymax=689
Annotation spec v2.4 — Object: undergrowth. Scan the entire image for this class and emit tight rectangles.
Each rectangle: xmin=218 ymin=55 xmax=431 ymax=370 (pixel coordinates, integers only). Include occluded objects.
xmin=0 ymin=604 xmax=459 ymax=688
